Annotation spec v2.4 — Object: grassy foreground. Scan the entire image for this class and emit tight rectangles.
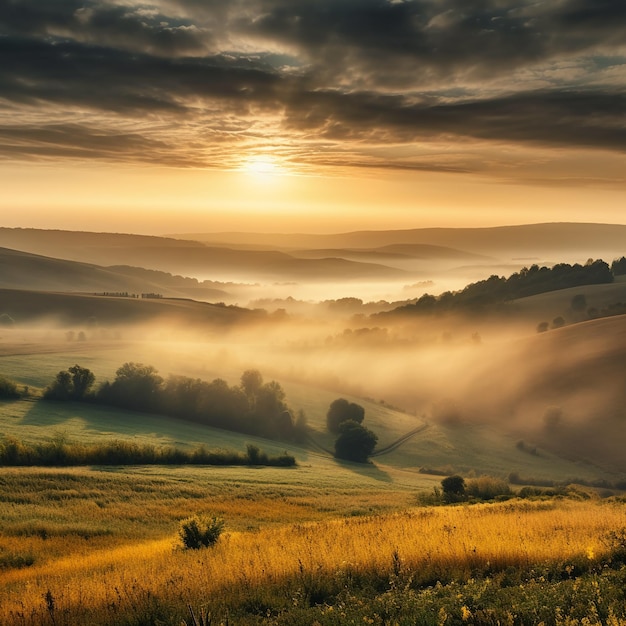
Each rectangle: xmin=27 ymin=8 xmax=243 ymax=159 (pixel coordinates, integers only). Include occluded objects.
xmin=1 ymin=339 xmax=626 ymax=624
xmin=0 ymin=464 xmax=625 ymax=625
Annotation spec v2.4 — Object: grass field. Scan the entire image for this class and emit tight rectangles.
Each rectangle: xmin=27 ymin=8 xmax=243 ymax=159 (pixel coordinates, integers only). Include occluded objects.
xmin=1 ymin=327 xmax=626 ymax=625
xmin=1 ymin=334 xmax=624 ymax=483
xmin=0 ymin=471 xmax=625 ymax=625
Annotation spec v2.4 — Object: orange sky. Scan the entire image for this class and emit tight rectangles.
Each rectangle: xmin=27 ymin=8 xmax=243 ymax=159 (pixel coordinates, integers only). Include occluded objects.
xmin=2 ymin=156 xmax=624 ymax=235
xmin=1 ymin=1 xmax=625 ymax=234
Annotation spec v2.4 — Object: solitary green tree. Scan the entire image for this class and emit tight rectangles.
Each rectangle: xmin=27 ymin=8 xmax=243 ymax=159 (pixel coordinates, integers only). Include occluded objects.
xmin=441 ymin=475 xmax=466 ymax=503
xmin=334 ymin=420 xmax=378 ymax=463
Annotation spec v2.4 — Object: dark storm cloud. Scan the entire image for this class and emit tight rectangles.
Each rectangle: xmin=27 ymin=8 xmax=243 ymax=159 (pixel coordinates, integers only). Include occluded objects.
xmin=0 ymin=0 xmax=210 ymax=55
xmin=283 ymin=88 xmax=626 ymax=152
xmin=241 ymin=0 xmax=626 ymax=83
xmin=0 ymin=0 xmax=624 ymax=168
xmin=0 ymin=36 xmax=282 ymax=113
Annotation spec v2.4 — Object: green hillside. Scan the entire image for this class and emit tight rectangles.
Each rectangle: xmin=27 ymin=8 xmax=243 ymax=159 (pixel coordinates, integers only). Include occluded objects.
xmin=1 ymin=338 xmax=623 ymax=487
xmin=0 ymin=247 xmax=230 ymax=299
xmin=0 ymin=288 xmax=257 ymax=327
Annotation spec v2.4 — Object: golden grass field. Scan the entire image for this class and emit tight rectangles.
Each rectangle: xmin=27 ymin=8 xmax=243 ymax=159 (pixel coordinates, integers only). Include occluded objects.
xmin=1 ymin=307 xmax=626 ymax=624
xmin=0 ymin=472 xmax=625 ymax=626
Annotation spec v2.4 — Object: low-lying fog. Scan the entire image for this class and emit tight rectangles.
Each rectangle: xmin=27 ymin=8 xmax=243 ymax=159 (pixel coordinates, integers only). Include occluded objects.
xmin=3 ymin=298 xmax=625 ymax=472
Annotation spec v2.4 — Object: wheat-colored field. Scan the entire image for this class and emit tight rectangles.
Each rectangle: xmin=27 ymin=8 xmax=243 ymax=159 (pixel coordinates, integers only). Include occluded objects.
xmin=0 ymin=466 xmax=624 ymax=626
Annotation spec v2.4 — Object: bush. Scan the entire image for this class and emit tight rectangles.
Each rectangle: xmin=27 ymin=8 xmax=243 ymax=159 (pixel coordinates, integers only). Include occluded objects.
xmin=0 ymin=376 xmax=21 ymax=399
xmin=246 ymin=443 xmax=268 ymax=465
xmin=179 ymin=515 xmax=225 ymax=550
xmin=465 ymin=476 xmax=512 ymax=501
xmin=441 ymin=475 xmax=466 ymax=503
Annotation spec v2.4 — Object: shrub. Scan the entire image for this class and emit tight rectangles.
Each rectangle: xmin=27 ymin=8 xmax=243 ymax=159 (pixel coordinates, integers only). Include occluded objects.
xmin=441 ymin=475 xmax=466 ymax=503
xmin=246 ymin=443 xmax=268 ymax=465
xmin=179 ymin=515 xmax=225 ymax=550
xmin=465 ymin=476 xmax=512 ymax=501
xmin=0 ymin=376 xmax=21 ymax=399
xmin=552 ymin=316 xmax=565 ymax=329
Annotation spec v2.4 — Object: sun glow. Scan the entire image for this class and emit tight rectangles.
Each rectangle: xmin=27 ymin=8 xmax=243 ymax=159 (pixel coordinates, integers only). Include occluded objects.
xmin=241 ymin=155 xmax=284 ymax=177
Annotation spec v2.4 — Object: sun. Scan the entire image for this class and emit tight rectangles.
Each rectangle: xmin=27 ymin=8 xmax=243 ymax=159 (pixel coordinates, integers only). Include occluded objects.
xmin=240 ymin=155 xmax=284 ymax=177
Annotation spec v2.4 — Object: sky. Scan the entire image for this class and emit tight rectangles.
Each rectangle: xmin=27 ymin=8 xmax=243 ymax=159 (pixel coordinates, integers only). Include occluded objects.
xmin=1 ymin=0 xmax=625 ymax=234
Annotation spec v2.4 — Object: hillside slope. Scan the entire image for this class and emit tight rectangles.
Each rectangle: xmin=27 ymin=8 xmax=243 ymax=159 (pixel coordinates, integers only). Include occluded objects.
xmin=179 ymin=222 xmax=626 ymax=262
xmin=444 ymin=314 xmax=626 ymax=473
xmin=0 ymin=228 xmax=408 ymax=282
xmin=0 ymin=247 xmax=228 ymax=298
xmin=0 ymin=288 xmax=257 ymax=327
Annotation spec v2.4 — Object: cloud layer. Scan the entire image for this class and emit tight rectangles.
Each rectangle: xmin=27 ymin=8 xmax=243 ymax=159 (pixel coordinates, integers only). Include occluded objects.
xmin=1 ymin=0 xmax=625 ymax=177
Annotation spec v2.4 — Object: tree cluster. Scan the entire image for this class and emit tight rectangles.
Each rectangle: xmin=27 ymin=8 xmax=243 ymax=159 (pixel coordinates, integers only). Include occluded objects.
xmin=611 ymin=257 xmax=626 ymax=276
xmin=327 ymin=398 xmax=377 ymax=462
xmin=43 ymin=365 xmax=95 ymax=401
xmin=391 ymin=259 xmax=614 ymax=316
xmin=45 ymin=364 xmax=300 ymax=441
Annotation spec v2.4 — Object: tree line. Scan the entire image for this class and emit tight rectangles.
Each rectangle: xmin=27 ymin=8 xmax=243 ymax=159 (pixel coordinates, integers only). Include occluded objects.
xmin=44 ymin=363 xmax=304 ymax=442
xmin=388 ymin=259 xmax=614 ymax=316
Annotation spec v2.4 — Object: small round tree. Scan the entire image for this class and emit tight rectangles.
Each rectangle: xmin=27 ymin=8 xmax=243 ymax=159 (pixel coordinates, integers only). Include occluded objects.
xmin=334 ymin=420 xmax=378 ymax=463
xmin=326 ymin=398 xmax=365 ymax=433
xmin=441 ymin=475 xmax=466 ymax=503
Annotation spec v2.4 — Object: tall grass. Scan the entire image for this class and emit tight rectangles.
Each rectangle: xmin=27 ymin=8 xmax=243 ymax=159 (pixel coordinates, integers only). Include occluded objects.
xmin=0 ymin=435 xmax=295 ymax=467
xmin=1 ymin=498 xmax=625 ymax=625
xmin=0 ymin=375 xmax=23 ymax=399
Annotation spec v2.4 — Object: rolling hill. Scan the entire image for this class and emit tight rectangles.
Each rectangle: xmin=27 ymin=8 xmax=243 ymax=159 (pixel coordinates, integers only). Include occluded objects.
xmin=1 ymin=334 xmax=623 ymax=485
xmin=0 ymin=287 xmax=258 ymax=328
xmin=177 ymin=222 xmax=626 ymax=262
xmin=0 ymin=247 xmax=229 ymax=299
xmin=0 ymin=228 xmax=409 ymax=283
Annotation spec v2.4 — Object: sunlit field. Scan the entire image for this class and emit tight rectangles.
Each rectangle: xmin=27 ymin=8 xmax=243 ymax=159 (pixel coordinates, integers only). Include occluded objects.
xmin=3 ymin=0 xmax=626 ymax=617
xmin=2 ymin=266 xmax=626 ymax=624
xmin=1 ymin=474 xmax=625 ymax=625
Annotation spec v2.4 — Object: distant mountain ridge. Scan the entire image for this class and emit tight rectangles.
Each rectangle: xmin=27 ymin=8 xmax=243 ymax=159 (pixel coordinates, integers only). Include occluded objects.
xmin=172 ymin=222 xmax=626 ymax=261
xmin=2 ymin=224 xmax=625 ymax=301
xmin=0 ymin=228 xmax=410 ymax=282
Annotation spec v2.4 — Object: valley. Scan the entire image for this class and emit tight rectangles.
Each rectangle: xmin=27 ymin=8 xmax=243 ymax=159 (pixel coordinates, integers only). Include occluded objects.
xmin=1 ymin=223 xmax=626 ymax=624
